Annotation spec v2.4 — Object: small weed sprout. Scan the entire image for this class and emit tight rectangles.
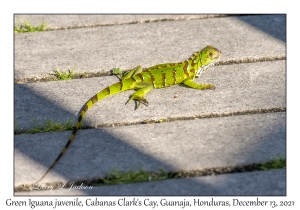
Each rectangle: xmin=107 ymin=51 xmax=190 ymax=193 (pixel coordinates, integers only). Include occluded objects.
xmin=52 ymin=66 xmax=76 ymax=81
xmin=14 ymin=20 xmax=48 ymax=33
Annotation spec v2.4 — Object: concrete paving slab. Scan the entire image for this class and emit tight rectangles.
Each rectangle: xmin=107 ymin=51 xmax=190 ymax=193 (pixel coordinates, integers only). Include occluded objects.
xmin=14 ymin=60 xmax=285 ymax=130
xmin=14 ymin=112 xmax=285 ymax=186
xmin=14 ymin=15 xmax=285 ymax=81
xmin=13 ymin=14 xmax=287 ymax=197
xmin=14 ymin=14 xmax=226 ymax=30
xmin=15 ymin=169 xmax=286 ymax=195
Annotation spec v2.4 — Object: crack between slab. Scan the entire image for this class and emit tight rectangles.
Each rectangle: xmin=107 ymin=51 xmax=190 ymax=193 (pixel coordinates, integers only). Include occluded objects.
xmin=17 ymin=14 xmax=233 ymax=32
xmin=14 ymin=56 xmax=286 ymax=84
xmin=14 ymin=162 xmax=285 ymax=193
xmin=92 ymin=107 xmax=286 ymax=128
xmin=217 ymin=55 xmax=286 ymax=66
xmin=15 ymin=14 xmax=263 ymax=32
xmin=15 ymin=107 xmax=285 ymax=135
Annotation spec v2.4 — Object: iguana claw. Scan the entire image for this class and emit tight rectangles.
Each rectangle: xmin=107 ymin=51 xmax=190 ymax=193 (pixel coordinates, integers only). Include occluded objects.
xmin=126 ymin=96 xmax=148 ymax=110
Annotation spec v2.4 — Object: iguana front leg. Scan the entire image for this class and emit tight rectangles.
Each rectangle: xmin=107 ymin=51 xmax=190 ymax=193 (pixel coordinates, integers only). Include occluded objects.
xmin=111 ymin=65 xmax=143 ymax=80
xmin=182 ymin=78 xmax=215 ymax=90
xmin=122 ymin=65 xmax=143 ymax=80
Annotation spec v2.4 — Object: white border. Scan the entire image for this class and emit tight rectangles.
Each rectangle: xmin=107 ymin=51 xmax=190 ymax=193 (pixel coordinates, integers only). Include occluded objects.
xmin=2 ymin=0 xmax=299 ymax=209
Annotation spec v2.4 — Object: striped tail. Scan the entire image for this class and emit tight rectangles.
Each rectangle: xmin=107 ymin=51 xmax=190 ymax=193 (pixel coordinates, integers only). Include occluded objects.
xmin=35 ymin=81 xmax=127 ymax=184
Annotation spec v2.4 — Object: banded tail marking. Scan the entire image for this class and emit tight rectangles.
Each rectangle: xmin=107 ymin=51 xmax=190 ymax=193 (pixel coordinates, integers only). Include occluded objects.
xmin=35 ymin=82 xmax=124 ymax=184
xmin=35 ymin=109 xmax=83 ymax=184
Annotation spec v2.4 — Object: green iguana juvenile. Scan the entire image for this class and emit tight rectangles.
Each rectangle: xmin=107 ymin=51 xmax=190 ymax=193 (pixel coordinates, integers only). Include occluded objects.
xmin=36 ymin=46 xmax=221 ymax=183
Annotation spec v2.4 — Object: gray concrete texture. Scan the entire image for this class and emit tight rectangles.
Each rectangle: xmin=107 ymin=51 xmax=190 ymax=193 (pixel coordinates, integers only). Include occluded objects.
xmin=14 ymin=15 xmax=285 ymax=81
xmin=14 ymin=14 xmax=227 ymax=30
xmin=15 ymin=112 xmax=285 ymax=185
xmin=14 ymin=15 xmax=286 ymax=195
xmin=15 ymin=169 xmax=286 ymax=196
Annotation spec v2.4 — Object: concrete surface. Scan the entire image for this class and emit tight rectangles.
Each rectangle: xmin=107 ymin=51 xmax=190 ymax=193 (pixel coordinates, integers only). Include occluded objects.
xmin=15 ymin=169 xmax=286 ymax=196
xmin=14 ymin=14 xmax=286 ymax=196
xmin=14 ymin=14 xmax=227 ymax=30
xmin=14 ymin=15 xmax=285 ymax=81
xmin=15 ymin=112 xmax=285 ymax=185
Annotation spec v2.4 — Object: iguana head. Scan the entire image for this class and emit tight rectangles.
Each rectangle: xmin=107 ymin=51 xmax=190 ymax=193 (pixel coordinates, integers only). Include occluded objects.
xmin=196 ymin=46 xmax=222 ymax=77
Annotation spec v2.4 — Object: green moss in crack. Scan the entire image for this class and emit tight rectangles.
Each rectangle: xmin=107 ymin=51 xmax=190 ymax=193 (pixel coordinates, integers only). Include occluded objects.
xmin=93 ymin=167 xmax=179 ymax=186
xmin=14 ymin=118 xmax=84 ymax=135
xmin=14 ymin=20 xmax=48 ymax=33
xmin=51 ymin=66 xmax=76 ymax=81
xmin=258 ymin=155 xmax=286 ymax=170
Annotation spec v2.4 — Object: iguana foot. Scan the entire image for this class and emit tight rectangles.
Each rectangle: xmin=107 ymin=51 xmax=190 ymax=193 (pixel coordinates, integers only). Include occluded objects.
xmin=126 ymin=96 xmax=148 ymax=110
xmin=136 ymin=97 xmax=148 ymax=110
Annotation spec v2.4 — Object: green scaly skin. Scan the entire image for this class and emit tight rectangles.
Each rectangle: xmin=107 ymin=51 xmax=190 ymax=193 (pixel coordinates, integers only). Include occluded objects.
xmin=35 ymin=46 xmax=222 ymax=184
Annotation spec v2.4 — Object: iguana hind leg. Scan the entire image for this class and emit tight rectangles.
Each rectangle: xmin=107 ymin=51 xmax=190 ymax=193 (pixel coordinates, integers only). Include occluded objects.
xmin=126 ymin=82 xmax=153 ymax=109
xmin=182 ymin=78 xmax=215 ymax=90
